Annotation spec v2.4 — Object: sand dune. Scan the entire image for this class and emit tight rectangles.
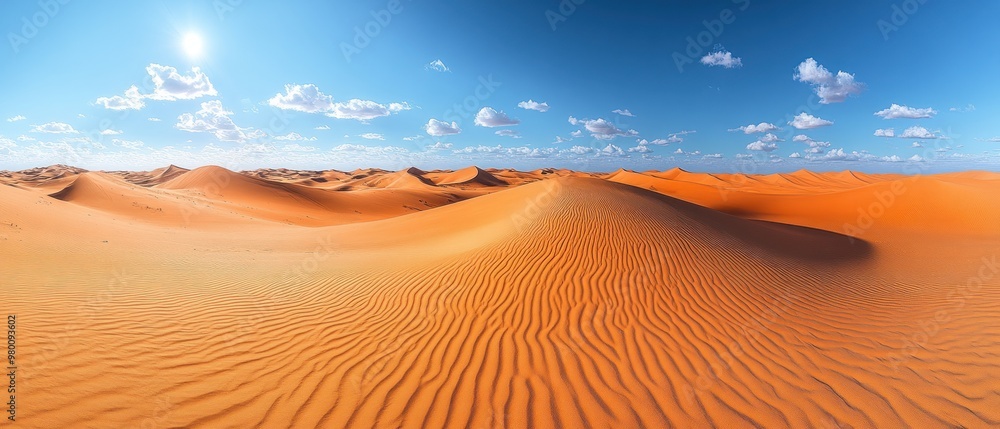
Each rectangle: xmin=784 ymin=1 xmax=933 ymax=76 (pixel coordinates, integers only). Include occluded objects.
xmin=429 ymin=166 xmax=508 ymax=187
xmin=3 ymin=166 xmax=1000 ymax=428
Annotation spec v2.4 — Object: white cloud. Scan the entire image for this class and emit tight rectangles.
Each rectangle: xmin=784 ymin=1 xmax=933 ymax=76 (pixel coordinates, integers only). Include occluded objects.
xmin=99 ymin=129 xmax=123 ymax=135
xmin=111 ymin=138 xmax=144 ymax=149
xmin=788 ymin=112 xmax=833 ymax=129
xmin=402 ymin=135 xmax=422 ymax=141
xmin=570 ymin=130 xmax=583 ymax=138
xmin=949 ymin=104 xmax=975 ymax=112
xmin=700 ymin=50 xmax=743 ymax=68
xmin=789 ymin=152 xmax=802 ymax=158
xmin=148 ymin=117 xmax=161 ymax=122
xmin=909 ymin=154 xmax=925 ymax=162
xmin=874 ymin=104 xmax=936 ymax=119
xmin=328 ymin=99 xmax=406 ymax=121
xmin=359 ymin=133 xmax=385 ymax=140
xmin=793 ymin=135 xmax=830 ymax=154
xmin=703 ymin=153 xmax=723 ymax=158
xmin=474 ymin=107 xmax=520 ymax=127
xmin=268 ymin=84 xmax=335 ymax=113
xmin=427 ymin=142 xmax=452 ymax=150
xmin=32 ymin=122 xmax=78 ymax=134
xmin=628 ymin=143 xmax=652 ymax=153
xmin=880 ymin=155 xmax=903 ymax=162
xmin=453 ymin=144 xmax=504 ymax=154
xmin=425 ymin=59 xmax=450 ymax=72
xmin=793 ymin=58 xmax=863 ymax=103
xmin=425 ymin=119 xmax=462 ymax=136
xmin=145 ymin=64 xmax=218 ymax=101
xmin=572 ymin=117 xmax=638 ymax=140
xmin=315 ymin=125 xmax=331 ymax=130
xmin=388 ymin=102 xmax=412 ymax=112
xmin=16 ymin=135 xmax=34 ymax=142
xmin=874 ymin=128 xmax=895 ymax=137
xmin=175 ymin=100 xmax=253 ymax=143
xmin=281 ymin=144 xmax=317 ymax=152
xmin=95 ymin=85 xmax=145 ymax=110
xmin=274 ymin=132 xmax=317 ymax=141
xmin=911 ymin=142 xmax=923 ymax=148
xmin=746 ymin=141 xmax=778 ymax=152
xmin=518 ymin=100 xmax=550 ymax=112
xmin=759 ymin=133 xmax=782 ymax=143
xmin=899 ymin=125 xmax=940 ymax=139
xmin=6 ymin=115 xmax=26 ymax=122
xmin=612 ymin=109 xmax=634 ymax=117
xmin=598 ymin=144 xmax=626 ymax=157
xmin=731 ymin=122 xmax=779 ymax=134
xmin=553 ymin=136 xmax=571 ymax=144
xmin=495 ymin=129 xmax=521 ymax=138
xmin=566 ymin=146 xmax=593 ymax=155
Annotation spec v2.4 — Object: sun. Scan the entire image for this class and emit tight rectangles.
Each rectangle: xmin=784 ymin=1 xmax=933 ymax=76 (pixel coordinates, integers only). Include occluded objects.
xmin=182 ymin=32 xmax=203 ymax=58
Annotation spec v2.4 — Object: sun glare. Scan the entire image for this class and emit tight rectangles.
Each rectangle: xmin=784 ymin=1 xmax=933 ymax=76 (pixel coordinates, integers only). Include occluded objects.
xmin=182 ymin=32 xmax=203 ymax=58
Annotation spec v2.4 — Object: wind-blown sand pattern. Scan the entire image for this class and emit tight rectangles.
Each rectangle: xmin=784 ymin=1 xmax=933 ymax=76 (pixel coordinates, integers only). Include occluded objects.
xmin=3 ymin=165 xmax=1000 ymax=428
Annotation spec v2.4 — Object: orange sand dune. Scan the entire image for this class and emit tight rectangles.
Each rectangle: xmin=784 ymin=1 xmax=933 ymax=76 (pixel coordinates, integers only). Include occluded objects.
xmin=428 ymin=166 xmax=508 ymax=187
xmin=3 ymin=167 xmax=1000 ymax=428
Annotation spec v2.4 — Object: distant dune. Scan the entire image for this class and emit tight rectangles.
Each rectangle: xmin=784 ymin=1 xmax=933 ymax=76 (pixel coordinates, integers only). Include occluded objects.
xmin=2 ymin=165 xmax=999 ymax=428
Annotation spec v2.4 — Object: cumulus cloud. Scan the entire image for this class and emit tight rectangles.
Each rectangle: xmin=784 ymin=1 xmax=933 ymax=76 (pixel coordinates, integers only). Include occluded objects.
xmin=274 ymin=132 xmax=317 ymax=141
xmin=874 ymin=104 xmax=936 ymax=119
xmin=425 ymin=59 xmax=449 ymax=72
xmin=145 ymin=64 xmax=218 ymax=101
xmin=518 ymin=100 xmax=550 ymax=112
xmin=315 ymin=125 xmax=331 ymax=130
xmin=175 ymin=100 xmax=253 ymax=142
xmin=426 ymin=142 xmax=452 ymax=150
xmin=730 ymin=122 xmax=779 ymax=134
xmin=359 ymin=133 xmax=385 ymax=140
xmin=96 ymin=85 xmax=145 ymax=110
xmin=788 ymin=112 xmax=833 ymax=129
xmin=99 ymin=129 xmax=123 ymax=135
xmin=703 ymin=153 xmax=723 ymax=158
xmin=425 ymin=119 xmax=462 ymax=136
xmin=6 ymin=115 xmax=26 ymax=122
xmin=571 ymin=117 xmax=638 ymax=140
xmin=268 ymin=84 xmax=335 ymax=113
xmin=268 ymin=84 xmax=409 ymax=121
xmin=328 ymin=99 xmax=407 ymax=121
xmin=874 ymin=128 xmax=895 ymax=137
xmin=111 ymin=138 xmax=144 ymax=149
xmin=911 ymin=142 xmax=923 ymax=148
xmin=909 ymin=154 xmax=925 ymax=162
xmin=700 ymin=50 xmax=742 ymax=68
xmin=628 ymin=144 xmax=653 ymax=153
xmin=793 ymin=58 xmax=863 ymax=103
xmin=495 ymin=129 xmax=521 ymax=138
xmin=793 ymin=135 xmax=831 ymax=154
xmin=474 ymin=107 xmax=520 ymax=127
xmin=746 ymin=141 xmax=778 ymax=152
xmin=598 ymin=144 xmax=626 ymax=157
xmin=899 ymin=126 xmax=940 ymax=139
xmin=789 ymin=152 xmax=802 ymax=158
xmin=612 ymin=109 xmax=634 ymax=117
xmin=32 ymin=122 xmax=78 ymax=134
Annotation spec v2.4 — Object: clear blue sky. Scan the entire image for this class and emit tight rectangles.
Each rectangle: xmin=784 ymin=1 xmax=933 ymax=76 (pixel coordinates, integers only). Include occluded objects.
xmin=1 ymin=0 xmax=998 ymax=172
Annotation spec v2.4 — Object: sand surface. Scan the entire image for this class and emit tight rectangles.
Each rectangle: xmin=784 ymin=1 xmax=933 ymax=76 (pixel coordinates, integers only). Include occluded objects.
xmin=2 ymin=165 xmax=999 ymax=428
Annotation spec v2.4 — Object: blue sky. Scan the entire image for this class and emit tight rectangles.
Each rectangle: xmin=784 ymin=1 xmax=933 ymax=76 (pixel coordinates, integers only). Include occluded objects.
xmin=1 ymin=0 xmax=998 ymax=172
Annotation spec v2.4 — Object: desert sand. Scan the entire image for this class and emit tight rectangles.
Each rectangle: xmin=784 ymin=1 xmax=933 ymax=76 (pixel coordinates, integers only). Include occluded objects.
xmin=2 ymin=165 xmax=999 ymax=428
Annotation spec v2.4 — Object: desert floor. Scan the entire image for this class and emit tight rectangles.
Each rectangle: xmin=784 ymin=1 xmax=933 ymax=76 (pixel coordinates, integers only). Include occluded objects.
xmin=2 ymin=164 xmax=999 ymax=428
